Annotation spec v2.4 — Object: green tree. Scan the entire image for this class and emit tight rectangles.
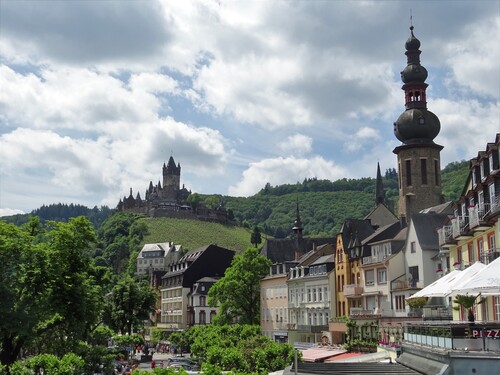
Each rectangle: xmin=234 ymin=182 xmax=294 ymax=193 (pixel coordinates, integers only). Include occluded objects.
xmin=0 ymin=217 xmax=104 ymax=367
xmin=208 ymin=247 xmax=271 ymax=325
xmin=105 ymin=276 xmax=157 ymax=335
xmin=187 ymin=192 xmax=202 ymax=211
xmin=187 ymin=324 xmax=294 ymax=373
xmin=250 ymin=226 xmax=262 ymax=248
xmin=0 ymin=221 xmax=52 ymax=366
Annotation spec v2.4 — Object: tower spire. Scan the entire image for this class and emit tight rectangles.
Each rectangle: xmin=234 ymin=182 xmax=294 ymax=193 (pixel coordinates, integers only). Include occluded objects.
xmin=292 ymin=198 xmax=303 ymax=240
xmin=393 ymin=24 xmax=444 ymax=223
xmin=375 ymin=162 xmax=385 ymax=205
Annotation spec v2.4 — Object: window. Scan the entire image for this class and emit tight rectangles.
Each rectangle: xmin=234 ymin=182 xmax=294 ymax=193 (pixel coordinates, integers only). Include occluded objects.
xmin=468 ymin=242 xmax=475 ymax=263
xmin=495 ymin=297 xmax=500 ymax=322
xmin=199 ymin=296 xmax=206 ymax=306
xmin=307 ymin=288 xmax=311 ymax=302
xmin=410 ymin=241 xmax=416 ymax=253
xmin=199 ymin=311 xmax=206 ymax=324
xmin=366 ymin=296 xmax=376 ymax=311
xmin=421 ymin=159 xmax=428 ymax=185
xmin=489 ymin=183 xmax=496 ymax=207
xmin=488 ymin=234 xmax=496 ymax=253
xmin=409 ymin=266 xmax=419 ymax=287
xmin=434 ymin=159 xmax=439 ymax=186
xmin=398 ymin=162 xmax=402 ymax=189
xmin=395 ymin=295 xmax=406 ymax=311
xmin=365 ymin=270 xmax=375 ymax=286
xmin=406 ymin=160 xmax=412 ymax=186
xmin=377 ymin=269 xmax=387 ymax=284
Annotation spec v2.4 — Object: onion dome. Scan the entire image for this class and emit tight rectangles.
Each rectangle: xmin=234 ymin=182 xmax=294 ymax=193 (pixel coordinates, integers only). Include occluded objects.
xmin=394 ymin=25 xmax=441 ymax=145
xmin=405 ymin=26 xmax=420 ymax=50
xmin=394 ymin=108 xmax=440 ymax=144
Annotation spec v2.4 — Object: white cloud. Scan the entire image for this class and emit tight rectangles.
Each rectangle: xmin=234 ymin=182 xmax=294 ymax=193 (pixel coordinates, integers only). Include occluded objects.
xmin=344 ymin=127 xmax=382 ymax=152
xmin=228 ymin=156 xmax=347 ymax=197
xmin=278 ymin=134 xmax=313 ymax=156
xmin=433 ymin=98 xmax=500 ymax=165
xmin=444 ymin=17 xmax=500 ymax=99
xmin=0 ymin=0 xmax=498 ymax=213
xmin=0 ymin=208 xmax=25 ymax=217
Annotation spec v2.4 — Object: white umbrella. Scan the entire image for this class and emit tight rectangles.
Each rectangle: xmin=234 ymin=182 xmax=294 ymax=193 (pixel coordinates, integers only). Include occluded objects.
xmin=408 ymin=269 xmax=462 ymax=299
xmin=449 ymin=257 xmax=500 ymax=296
xmin=444 ymin=261 xmax=486 ymax=295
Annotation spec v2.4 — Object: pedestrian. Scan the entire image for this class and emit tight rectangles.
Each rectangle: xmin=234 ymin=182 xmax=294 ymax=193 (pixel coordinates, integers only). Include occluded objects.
xmin=160 ymin=360 xmax=164 ymax=369
xmin=151 ymin=360 xmax=156 ymax=369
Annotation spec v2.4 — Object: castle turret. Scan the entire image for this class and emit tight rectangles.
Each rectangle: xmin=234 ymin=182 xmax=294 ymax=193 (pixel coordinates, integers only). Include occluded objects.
xmin=393 ymin=25 xmax=444 ymax=223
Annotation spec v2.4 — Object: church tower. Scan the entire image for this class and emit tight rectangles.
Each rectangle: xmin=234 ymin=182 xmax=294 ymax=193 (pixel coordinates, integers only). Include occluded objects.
xmin=393 ymin=25 xmax=444 ymax=223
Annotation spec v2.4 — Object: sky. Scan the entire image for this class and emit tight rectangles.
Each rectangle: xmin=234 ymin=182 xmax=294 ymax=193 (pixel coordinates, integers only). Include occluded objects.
xmin=0 ymin=0 xmax=499 ymax=216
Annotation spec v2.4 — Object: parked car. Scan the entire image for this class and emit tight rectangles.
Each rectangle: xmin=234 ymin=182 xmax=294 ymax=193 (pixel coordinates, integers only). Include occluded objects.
xmin=166 ymin=356 xmax=198 ymax=370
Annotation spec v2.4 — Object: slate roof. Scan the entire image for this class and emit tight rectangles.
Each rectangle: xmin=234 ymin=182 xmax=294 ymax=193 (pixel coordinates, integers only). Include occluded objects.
xmin=420 ymin=201 xmax=454 ymax=215
xmin=310 ymin=254 xmax=335 ymax=266
xmin=260 ymin=237 xmax=333 ymax=263
xmin=339 ymin=219 xmax=375 ymax=249
xmin=411 ymin=212 xmax=450 ymax=251
xmin=360 ymin=221 xmax=405 ymax=257
xmin=364 ymin=203 xmax=398 ymax=228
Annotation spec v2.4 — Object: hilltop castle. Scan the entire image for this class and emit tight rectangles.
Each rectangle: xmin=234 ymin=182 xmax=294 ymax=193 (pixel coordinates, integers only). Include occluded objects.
xmin=116 ymin=156 xmax=227 ymax=222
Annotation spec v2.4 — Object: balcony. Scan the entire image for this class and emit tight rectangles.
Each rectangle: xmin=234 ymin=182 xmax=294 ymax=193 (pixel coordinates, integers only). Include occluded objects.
xmin=362 ymin=253 xmax=389 ymax=265
xmin=469 ymin=204 xmax=493 ymax=231
xmin=451 ymin=216 xmax=471 ymax=240
xmin=391 ymin=279 xmax=408 ymax=291
xmin=350 ymin=308 xmax=379 ymax=317
xmin=480 ymin=248 xmax=500 ymax=264
xmin=437 ymin=225 xmax=456 ymax=247
xmin=343 ymin=284 xmax=363 ymax=297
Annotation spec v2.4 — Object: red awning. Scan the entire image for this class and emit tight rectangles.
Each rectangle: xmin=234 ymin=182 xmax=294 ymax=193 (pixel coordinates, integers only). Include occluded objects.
xmin=301 ymin=348 xmax=346 ymax=362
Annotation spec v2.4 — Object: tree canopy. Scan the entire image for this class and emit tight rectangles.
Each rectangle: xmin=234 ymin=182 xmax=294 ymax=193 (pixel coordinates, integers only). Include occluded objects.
xmin=104 ymin=276 xmax=157 ymax=335
xmin=0 ymin=217 xmax=103 ymax=366
xmin=208 ymin=247 xmax=271 ymax=325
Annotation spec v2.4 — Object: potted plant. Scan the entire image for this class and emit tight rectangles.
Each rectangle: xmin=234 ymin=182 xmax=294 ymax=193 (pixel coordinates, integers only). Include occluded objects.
xmin=453 ymin=294 xmax=484 ymax=323
xmin=406 ymin=297 xmax=427 ymax=317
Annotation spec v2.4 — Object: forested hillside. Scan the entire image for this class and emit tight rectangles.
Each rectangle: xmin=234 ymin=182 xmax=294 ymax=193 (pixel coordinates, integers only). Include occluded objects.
xmin=1 ymin=161 xmax=469 ymax=239
xmin=2 ymin=203 xmax=112 ymax=227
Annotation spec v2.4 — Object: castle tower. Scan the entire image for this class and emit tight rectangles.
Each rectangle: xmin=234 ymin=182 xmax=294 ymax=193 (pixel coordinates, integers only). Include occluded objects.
xmin=162 ymin=156 xmax=181 ymax=197
xmin=393 ymin=25 xmax=444 ymax=223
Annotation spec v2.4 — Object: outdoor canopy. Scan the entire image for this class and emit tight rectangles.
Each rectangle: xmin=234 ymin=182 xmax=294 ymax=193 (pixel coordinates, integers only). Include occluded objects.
xmin=449 ymin=257 xmax=500 ymax=296
xmin=408 ymin=262 xmax=487 ymax=299
xmin=408 ymin=269 xmax=462 ymax=299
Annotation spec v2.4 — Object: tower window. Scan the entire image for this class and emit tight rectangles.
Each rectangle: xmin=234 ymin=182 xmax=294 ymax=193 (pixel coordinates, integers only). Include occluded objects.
xmin=406 ymin=160 xmax=412 ymax=186
xmin=421 ymin=159 xmax=428 ymax=185
xmin=418 ymin=116 xmax=425 ymax=125
xmin=434 ymin=160 xmax=440 ymax=186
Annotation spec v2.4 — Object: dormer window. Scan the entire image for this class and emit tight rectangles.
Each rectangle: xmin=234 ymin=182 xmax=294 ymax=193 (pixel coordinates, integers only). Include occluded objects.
xmin=418 ymin=116 xmax=425 ymax=125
